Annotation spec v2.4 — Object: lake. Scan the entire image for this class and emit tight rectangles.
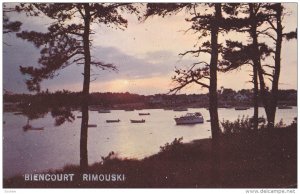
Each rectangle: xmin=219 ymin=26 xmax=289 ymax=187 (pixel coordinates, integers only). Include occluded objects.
xmin=3 ymin=107 xmax=297 ymax=178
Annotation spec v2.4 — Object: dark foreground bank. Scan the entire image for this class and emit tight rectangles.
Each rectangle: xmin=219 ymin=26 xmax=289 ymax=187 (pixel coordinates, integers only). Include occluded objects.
xmin=4 ymin=125 xmax=297 ymax=188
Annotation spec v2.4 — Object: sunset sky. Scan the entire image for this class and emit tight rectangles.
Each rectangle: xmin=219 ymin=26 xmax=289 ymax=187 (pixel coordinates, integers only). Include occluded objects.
xmin=3 ymin=3 xmax=298 ymax=95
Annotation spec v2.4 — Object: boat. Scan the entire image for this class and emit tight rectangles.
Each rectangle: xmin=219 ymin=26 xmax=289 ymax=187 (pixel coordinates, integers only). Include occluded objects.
xmin=23 ymin=124 xmax=44 ymax=131
xmin=106 ymin=119 xmax=120 ymax=123
xmin=88 ymin=124 xmax=97 ymax=127
xmin=235 ymin=107 xmax=249 ymax=110
xmin=174 ymin=112 xmax=204 ymax=125
xmin=77 ymin=116 xmax=82 ymax=118
xmin=130 ymin=119 xmax=145 ymax=123
xmin=13 ymin=112 xmax=23 ymax=115
xmin=278 ymin=105 xmax=292 ymax=109
xmin=139 ymin=113 xmax=150 ymax=116
xmin=98 ymin=109 xmax=111 ymax=113
xmin=173 ymin=107 xmax=188 ymax=111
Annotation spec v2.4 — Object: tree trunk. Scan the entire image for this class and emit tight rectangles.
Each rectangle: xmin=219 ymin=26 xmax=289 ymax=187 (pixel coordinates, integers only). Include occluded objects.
xmin=269 ymin=3 xmax=283 ymax=129
xmin=253 ymin=64 xmax=259 ymax=131
xmin=80 ymin=3 xmax=91 ymax=171
xmin=249 ymin=3 xmax=272 ymax=128
xmin=209 ymin=3 xmax=221 ymax=187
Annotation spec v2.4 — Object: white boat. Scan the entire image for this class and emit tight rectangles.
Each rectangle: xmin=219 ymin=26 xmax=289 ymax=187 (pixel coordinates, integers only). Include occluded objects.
xmin=130 ymin=119 xmax=145 ymax=123
xmin=174 ymin=112 xmax=204 ymax=125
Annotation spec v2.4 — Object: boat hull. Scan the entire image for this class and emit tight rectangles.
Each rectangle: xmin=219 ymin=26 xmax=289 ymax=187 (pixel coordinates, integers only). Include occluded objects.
xmin=174 ymin=117 xmax=204 ymax=125
xmin=106 ymin=119 xmax=120 ymax=123
xmin=130 ymin=119 xmax=145 ymax=123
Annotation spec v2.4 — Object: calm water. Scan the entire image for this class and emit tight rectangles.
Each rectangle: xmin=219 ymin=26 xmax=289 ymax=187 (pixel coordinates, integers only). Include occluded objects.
xmin=3 ymin=107 xmax=297 ymax=178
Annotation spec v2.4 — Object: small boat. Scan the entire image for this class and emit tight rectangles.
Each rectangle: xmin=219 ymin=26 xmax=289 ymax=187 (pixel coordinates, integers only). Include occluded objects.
xmin=106 ymin=119 xmax=120 ymax=123
xmin=77 ymin=116 xmax=82 ymax=118
xmin=235 ymin=107 xmax=249 ymax=110
xmin=139 ymin=113 xmax=150 ymax=116
xmin=14 ymin=112 xmax=23 ymax=115
xmin=98 ymin=109 xmax=111 ymax=113
xmin=88 ymin=124 xmax=97 ymax=127
xmin=174 ymin=112 xmax=204 ymax=125
xmin=278 ymin=105 xmax=292 ymax=109
xmin=23 ymin=124 xmax=44 ymax=131
xmin=130 ymin=119 xmax=145 ymax=123
xmin=173 ymin=107 xmax=188 ymax=111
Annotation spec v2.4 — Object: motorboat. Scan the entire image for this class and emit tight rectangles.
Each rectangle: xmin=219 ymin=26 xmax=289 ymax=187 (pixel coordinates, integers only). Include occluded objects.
xmin=139 ymin=113 xmax=150 ymax=116
xmin=174 ymin=112 xmax=204 ymax=125
xmin=130 ymin=119 xmax=145 ymax=123
xmin=106 ymin=119 xmax=120 ymax=123
xmin=88 ymin=124 xmax=97 ymax=127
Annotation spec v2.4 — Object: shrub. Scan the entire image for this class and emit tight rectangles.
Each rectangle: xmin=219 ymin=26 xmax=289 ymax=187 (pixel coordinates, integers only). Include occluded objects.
xmin=159 ymin=137 xmax=183 ymax=153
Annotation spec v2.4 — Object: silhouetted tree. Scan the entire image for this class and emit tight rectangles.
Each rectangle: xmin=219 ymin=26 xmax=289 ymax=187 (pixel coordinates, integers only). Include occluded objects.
xmin=15 ymin=3 xmax=139 ymax=170
xmin=145 ymin=3 xmax=224 ymax=186
xmin=221 ymin=3 xmax=296 ymax=129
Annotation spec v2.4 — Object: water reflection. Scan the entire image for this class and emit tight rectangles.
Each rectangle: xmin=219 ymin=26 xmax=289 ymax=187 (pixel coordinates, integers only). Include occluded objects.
xmin=51 ymin=107 xmax=75 ymax=126
xmin=3 ymin=107 xmax=297 ymax=178
xmin=80 ymin=103 xmax=89 ymax=171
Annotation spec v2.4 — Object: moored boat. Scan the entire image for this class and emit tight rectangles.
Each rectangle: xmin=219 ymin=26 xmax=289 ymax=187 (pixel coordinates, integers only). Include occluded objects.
xmin=139 ymin=113 xmax=150 ymax=116
xmin=130 ymin=119 xmax=145 ymax=123
xmin=23 ymin=124 xmax=44 ymax=131
xmin=174 ymin=112 xmax=204 ymax=125
xmin=106 ymin=119 xmax=120 ymax=123
xmin=88 ymin=124 xmax=97 ymax=127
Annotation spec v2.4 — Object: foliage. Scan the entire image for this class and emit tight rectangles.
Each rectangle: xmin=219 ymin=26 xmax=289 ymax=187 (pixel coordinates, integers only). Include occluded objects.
xmin=15 ymin=3 xmax=139 ymax=92
xmin=221 ymin=115 xmax=267 ymax=134
xmin=159 ymin=137 xmax=184 ymax=153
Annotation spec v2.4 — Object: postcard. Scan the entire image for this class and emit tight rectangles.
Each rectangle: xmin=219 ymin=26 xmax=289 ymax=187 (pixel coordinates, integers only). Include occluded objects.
xmin=2 ymin=2 xmax=297 ymax=190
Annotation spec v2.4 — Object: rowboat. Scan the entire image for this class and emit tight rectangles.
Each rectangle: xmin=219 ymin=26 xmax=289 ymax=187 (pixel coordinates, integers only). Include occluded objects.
xmin=130 ymin=119 xmax=145 ymax=123
xmin=23 ymin=124 xmax=44 ymax=131
xmin=139 ymin=113 xmax=150 ymax=116
xmin=106 ymin=119 xmax=120 ymax=123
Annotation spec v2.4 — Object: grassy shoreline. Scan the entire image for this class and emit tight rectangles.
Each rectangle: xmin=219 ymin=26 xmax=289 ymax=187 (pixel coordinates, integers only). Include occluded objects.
xmin=3 ymin=125 xmax=297 ymax=188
